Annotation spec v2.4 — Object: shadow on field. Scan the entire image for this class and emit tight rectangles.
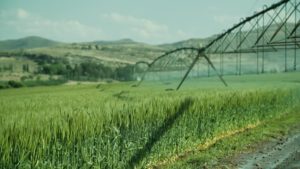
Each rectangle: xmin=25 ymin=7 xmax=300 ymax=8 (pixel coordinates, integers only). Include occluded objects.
xmin=127 ymin=98 xmax=194 ymax=168
xmin=113 ymin=90 xmax=134 ymax=101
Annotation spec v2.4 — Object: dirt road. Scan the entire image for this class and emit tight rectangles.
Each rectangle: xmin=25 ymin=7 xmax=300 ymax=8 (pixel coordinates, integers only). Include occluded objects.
xmin=237 ymin=133 xmax=300 ymax=169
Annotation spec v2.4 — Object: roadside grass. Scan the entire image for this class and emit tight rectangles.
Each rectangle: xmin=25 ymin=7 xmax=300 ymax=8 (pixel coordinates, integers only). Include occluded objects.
xmin=164 ymin=104 xmax=300 ymax=169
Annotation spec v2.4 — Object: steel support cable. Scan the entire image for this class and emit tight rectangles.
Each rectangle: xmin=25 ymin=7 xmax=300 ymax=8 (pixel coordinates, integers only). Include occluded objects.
xmin=176 ymin=52 xmax=228 ymax=90
xmin=161 ymin=50 xmax=195 ymax=71
xmin=254 ymin=6 xmax=286 ymax=46
xmin=221 ymin=24 xmax=247 ymax=53
xmin=289 ymin=1 xmax=300 ymax=37
xmin=160 ymin=50 xmax=196 ymax=71
xmin=134 ymin=47 xmax=199 ymax=87
xmin=267 ymin=2 xmax=297 ymax=43
xmin=203 ymin=54 xmax=228 ymax=86
xmin=176 ymin=50 xmax=202 ymax=90
xmin=212 ymin=32 xmax=231 ymax=53
xmin=266 ymin=8 xmax=293 ymax=41
xmin=267 ymin=1 xmax=300 ymax=47
xmin=204 ymin=0 xmax=290 ymax=52
xmin=208 ymin=31 xmax=232 ymax=53
xmin=289 ymin=19 xmax=300 ymax=36
xmin=149 ymin=47 xmax=199 ymax=67
xmin=235 ymin=19 xmax=261 ymax=50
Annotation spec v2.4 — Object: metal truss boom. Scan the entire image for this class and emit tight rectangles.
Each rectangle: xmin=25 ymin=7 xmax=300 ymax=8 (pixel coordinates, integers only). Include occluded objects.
xmin=135 ymin=0 xmax=300 ymax=90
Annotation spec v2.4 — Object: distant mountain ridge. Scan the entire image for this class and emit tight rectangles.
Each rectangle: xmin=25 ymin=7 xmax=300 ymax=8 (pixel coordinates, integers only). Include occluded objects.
xmin=0 ymin=36 xmax=209 ymax=51
xmin=92 ymin=38 xmax=143 ymax=45
xmin=0 ymin=36 xmax=62 ymax=50
xmin=0 ymin=22 xmax=292 ymax=51
xmin=0 ymin=36 xmax=212 ymax=66
xmin=159 ymin=38 xmax=207 ymax=49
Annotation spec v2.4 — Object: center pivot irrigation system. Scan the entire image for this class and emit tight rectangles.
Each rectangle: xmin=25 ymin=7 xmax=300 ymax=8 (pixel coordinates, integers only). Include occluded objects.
xmin=134 ymin=0 xmax=300 ymax=90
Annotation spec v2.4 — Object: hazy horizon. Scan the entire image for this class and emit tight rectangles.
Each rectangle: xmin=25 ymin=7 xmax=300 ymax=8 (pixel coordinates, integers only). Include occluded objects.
xmin=1 ymin=0 xmax=275 ymax=44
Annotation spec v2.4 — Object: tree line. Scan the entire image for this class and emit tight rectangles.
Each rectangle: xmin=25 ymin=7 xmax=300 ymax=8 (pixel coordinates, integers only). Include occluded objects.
xmin=22 ymin=53 xmax=135 ymax=81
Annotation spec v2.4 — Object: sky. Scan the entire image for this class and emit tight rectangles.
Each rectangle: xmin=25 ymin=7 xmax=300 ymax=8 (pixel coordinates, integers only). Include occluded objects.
xmin=0 ymin=0 xmax=276 ymax=44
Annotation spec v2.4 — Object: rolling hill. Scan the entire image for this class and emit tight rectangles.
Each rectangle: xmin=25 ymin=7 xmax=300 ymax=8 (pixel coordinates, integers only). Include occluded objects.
xmin=0 ymin=36 xmax=62 ymax=50
xmin=93 ymin=38 xmax=143 ymax=46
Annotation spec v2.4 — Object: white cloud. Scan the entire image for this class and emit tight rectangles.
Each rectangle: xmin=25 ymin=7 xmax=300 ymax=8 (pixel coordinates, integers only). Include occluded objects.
xmin=104 ymin=13 xmax=169 ymax=39
xmin=0 ymin=9 xmax=191 ymax=43
xmin=0 ymin=9 xmax=104 ymax=42
xmin=176 ymin=30 xmax=189 ymax=38
xmin=207 ymin=6 xmax=218 ymax=12
xmin=213 ymin=15 xmax=240 ymax=25
xmin=17 ymin=8 xmax=29 ymax=19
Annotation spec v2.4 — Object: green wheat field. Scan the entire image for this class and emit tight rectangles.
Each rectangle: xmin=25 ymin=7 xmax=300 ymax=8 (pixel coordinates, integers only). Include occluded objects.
xmin=0 ymin=72 xmax=300 ymax=168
